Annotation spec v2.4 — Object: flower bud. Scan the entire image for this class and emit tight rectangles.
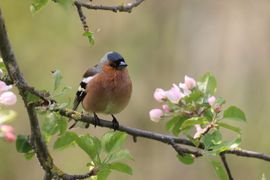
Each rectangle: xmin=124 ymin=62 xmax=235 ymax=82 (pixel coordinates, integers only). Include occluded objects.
xmin=207 ymin=96 xmax=216 ymax=106
xmin=153 ymin=88 xmax=166 ymax=102
xmin=162 ymin=104 xmax=171 ymax=113
xmin=4 ymin=132 xmax=16 ymax=142
xmin=184 ymin=75 xmax=196 ymax=90
xmin=149 ymin=109 xmax=164 ymax=122
xmin=0 ymin=81 xmax=12 ymax=92
xmin=0 ymin=91 xmax=17 ymax=105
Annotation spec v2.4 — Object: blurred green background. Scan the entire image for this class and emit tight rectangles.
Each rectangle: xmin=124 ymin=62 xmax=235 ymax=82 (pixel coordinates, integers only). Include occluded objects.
xmin=1 ymin=0 xmax=270 ymax=179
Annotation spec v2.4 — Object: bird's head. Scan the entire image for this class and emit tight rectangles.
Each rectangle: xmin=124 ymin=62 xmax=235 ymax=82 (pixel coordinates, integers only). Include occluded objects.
xmin=101 ymin=51 xmax=128 ymax=70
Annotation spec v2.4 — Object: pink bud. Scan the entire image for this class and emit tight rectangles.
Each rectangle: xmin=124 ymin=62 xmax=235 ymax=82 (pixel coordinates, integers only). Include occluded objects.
xmin=214 ymin=105 xmax=222 ymax=113
xmin=4 ymin=132 xmax=16 ymax=142
xmin=165 ymin=84 xmax=183 ymax=103
xmin=153 ymin=88 xmax=166 ymax=102
xmin=0 ymin=81 xmax=12 ymax=92
xmin=162 ymin=104 xmax=171 ymax=113
xmin=208 ymin=96 xmax=216 ymax=106
xmin=193 ymin=124 xmax=205 ymax=139
xmin=149 ymin=109 xmax=164 ymax=122
xmin=0 ymin=124 xmax=14 ymax=133
xmin=0 ymin=91 xmax=17 ymax=105
xmin=184 ymin=75 xmax=196 ymax=90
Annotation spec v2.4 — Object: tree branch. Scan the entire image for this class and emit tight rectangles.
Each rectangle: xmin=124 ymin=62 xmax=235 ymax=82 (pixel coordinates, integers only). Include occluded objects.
xmin=75 ymin=0 xmax=146 ymax=13
xmin=220 ymin=152 xmax=234 ymax=180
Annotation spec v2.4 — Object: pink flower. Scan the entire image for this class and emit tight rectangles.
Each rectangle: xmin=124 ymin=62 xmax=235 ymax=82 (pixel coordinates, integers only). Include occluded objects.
xmin=0 ymin=124 xmax=14 ymax=133
xmin=0 ymin=91 xmax=17 ymax=105
xmin=149 ymin=109 xmax=164 ymax=122
xmin=165 ymin=84 xmax=183 ymax=103
xmin=193 ymin=124 xmax=203 ymax=139
xmin=0 ymin=125 xmax=16 ymax=142
xmin=0 ymin=81 xmax=12 ymax=92
xmin=179 ymin=83 xmax=191 ymax=96
xmin=162 ymin=104 xmax=171 ymax=113
xmin=184 ymin=75 xmax=196 ymax=90
xmin=153 ymin=88 xmax=166 ymax=102
xmin=208 ymin=96 xmax=216 ymax=106
xmin=214 ymin=105 xmax=222 ymax=113
xmin=4 ymin=132 xmax=16 ymax=142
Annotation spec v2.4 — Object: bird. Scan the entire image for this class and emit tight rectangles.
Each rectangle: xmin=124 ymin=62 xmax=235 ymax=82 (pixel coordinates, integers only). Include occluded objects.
xmin=69 ymin=51 xmax=132 ymax=130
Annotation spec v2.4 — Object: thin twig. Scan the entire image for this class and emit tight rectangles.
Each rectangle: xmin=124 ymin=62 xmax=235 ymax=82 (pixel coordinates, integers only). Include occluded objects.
xmin=74 ymin=1 xmax=89 ymax=32
xmin=220 ymin=152 xmax=234 ymax=180
xmin=75 ymin=0 xmax=146 ymax=13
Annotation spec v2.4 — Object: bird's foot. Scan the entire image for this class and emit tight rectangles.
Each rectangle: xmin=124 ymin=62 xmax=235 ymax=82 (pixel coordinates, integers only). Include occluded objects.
xmin=93 ymin=113 xmax=100 ymax=127
xmin=111 ymin=114 xmax=119 ymax=131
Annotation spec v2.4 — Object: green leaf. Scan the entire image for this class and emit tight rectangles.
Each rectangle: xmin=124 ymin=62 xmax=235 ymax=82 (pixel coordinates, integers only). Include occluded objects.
xmin=24 ymin=151 xmax=35 ymax=160
xmin=110 ymin=162 xmax=133 ymax=175
xmin=198 ymin=73 xmax=217 ymax=95
xmin=202 ymin=130 xmax=222 ymax=150
xmin=55 ymin=0 xmax=73 ymax=8
xmin=177 ymin=154 xmax=194 ymax=165
xmin=214 ymin=136 xmax=241 ymax=152
xmin=42 ymin=113 xmax=59 ymax=136
xmin=97 ymin=166 xmax=111 ymax=180
xmin=166 ymin=115 xmax=188 ymax=136
xmin=52 ymin=70 xmax=63 ymax=91
xmin=25 ymin=92 xmax=41 ymax=105
xmin=16 ymin=135 xmax=33 ymax=153
xmin=53 ymin=131 xmax=77 ymax=150
xmin=83 ymin=31 xmax=95 ymax=45
xmin=0 ymin=110 xmax=16 ymax=124
xmin=0 ymin=59 xmax=8 ymax=74
xmin=215 ymin=97 xmax=226 ymax=106
xmin=30 ymin=0 xmax=49 ymax=14
xmin=106 ymin=149 xmax=133 ymax=163
xmin=101 ymin=131 xmax=127 ymax=153
xmin=218 ymin=122 xmax=241 ymax=134
xmin=76 ymin=134 xmax=101 ymax=164
xmin=223 ymin=106 xmax=246 ymax=122
xmin=211 ymin=160 xmax=229 ymax=180
xmin=181 ymin=117 xmax=208 ymax=131
xmin=184 ymin=89 xmax=203 ymax=103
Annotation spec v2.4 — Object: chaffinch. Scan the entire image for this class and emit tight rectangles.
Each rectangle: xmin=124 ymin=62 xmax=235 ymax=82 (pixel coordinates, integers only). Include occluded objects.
xmin=70 ymin=51 xmax=132 ymax=130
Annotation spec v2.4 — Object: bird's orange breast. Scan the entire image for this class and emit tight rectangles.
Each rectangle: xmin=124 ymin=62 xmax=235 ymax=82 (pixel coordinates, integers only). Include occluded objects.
xmin=82 ymin=66 xmax=132 ymax=114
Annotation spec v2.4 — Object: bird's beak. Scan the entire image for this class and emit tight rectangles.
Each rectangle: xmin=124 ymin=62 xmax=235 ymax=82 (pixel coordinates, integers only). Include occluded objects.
xmin=118 ymin=61 xmax=128 ymax=69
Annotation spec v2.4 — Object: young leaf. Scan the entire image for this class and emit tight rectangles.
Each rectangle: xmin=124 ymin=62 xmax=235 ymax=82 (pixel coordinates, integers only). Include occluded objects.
xmin=16 ymin=135 xmax=33 ymax=153
xmin=177 ymin=154 xmax=194 ymax=165
xmin=198 ymin=73 xmax=217 ymax=95
xmin=76 ymin=134 xmax=101 ymax=164
xmin=97 ymin=166 xmax=111 ymax=180
xmin=24 ymin=151 xmax=35 ymax=160
xmin=53 ymin=131 xmax=77 ymax=150
xmin=218 ymin=122 xmax=241 ymax=134
xmin=101 ymin=131 xmax=127 ymax=153
xmin=30 ymin=0 xmax=49 ymax=14
xmin=42 ymin=113 xmax=59 ymax=136
xmin=202 ymin=130 xmax=222 ymax=150
xmin=110 ymin=162 xmax=133 ymax=175
xmin=106 ymin=149 xmax=133 ymax=163
xmin=181 ymin=117 xmax=208 ymax=131
xmin=223 ymin=106 xmax=246 ymax=122
xmin=83 ymin=31 xmax=95 ymax=45
xmin=52 ymin=70 xmax=63 ymax=91
xmin=166 ymin=115 xmax=188 ymax=136
xmin=211 ymin=160 xmax=229 ymax=180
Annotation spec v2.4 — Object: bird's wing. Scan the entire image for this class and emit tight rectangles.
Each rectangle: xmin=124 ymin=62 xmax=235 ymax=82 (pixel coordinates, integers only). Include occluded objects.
xmin=72 ymin=65 xmax=100 ymax=111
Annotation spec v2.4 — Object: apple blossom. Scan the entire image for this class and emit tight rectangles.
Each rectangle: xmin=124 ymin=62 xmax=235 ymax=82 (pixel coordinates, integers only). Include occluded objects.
xmin=184 ymin=75 xmax=196 ymax=90
xmin=0 ymin=81 xmax=12 ymax=92
xmin=153 ymin=88 xmax=166 ymax=102
xmin=207 ymin=96 xmax=216 ymax=106
xmin=162 ymin=104 xmax=171 ymax=113
xmin=0 ymin=91 xmax=17 ymax=105
xmin=165 ymin=84 xmax=183 ymax=103
xmin=149 ymin=109 xmax=164 ymax=122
